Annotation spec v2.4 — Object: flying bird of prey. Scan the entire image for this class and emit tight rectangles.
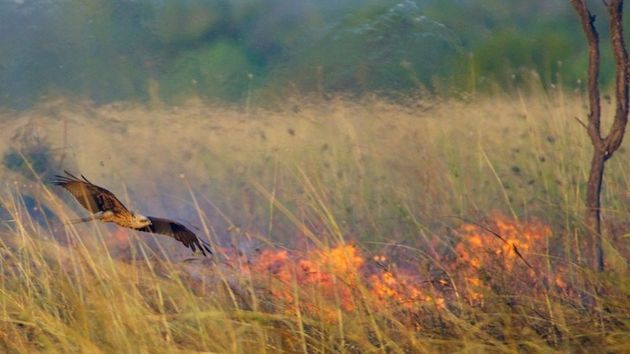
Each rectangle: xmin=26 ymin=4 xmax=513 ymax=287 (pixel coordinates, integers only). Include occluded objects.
xmin=52 ymin=171 xmax=212 ymax=256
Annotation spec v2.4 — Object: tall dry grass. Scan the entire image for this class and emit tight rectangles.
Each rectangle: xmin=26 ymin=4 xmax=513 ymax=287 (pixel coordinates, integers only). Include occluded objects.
xmin=0 ymin=89 xmax=629 ymax=352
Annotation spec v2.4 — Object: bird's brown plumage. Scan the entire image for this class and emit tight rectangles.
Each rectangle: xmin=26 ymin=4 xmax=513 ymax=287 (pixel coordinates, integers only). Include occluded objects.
xmin=52 ymin=171 xmax=212 ymax=256
xmin=137 ymin=217 xmax=212 ymax=256
xmin=52 ymin=171 xmax=131 ymax=216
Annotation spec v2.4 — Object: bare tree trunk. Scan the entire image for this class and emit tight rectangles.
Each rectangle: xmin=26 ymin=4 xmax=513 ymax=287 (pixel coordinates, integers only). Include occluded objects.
xmin=586 ymin=150 xmax=605 ymax=271
xmin=572 ymin=0 xmax=628 ymax=272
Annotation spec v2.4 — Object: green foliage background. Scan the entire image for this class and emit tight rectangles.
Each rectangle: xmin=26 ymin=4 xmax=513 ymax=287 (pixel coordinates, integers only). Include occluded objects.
xmin=0 ymin=0 xmax=627 ymax=108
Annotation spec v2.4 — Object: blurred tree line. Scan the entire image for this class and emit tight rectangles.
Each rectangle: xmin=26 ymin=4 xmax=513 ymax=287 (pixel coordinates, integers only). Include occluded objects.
xmin=0 ymin=0 xmax=626 ymax=109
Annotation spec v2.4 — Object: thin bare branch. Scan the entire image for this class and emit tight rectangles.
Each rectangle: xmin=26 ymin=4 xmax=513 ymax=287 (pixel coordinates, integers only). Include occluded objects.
xmin=574 ymin=116 xmax=589 ymax=130
xmin=603 ymin=0 xmax=629 ymax=158
xmin=571 ymin=0 xmax=604 ymax=150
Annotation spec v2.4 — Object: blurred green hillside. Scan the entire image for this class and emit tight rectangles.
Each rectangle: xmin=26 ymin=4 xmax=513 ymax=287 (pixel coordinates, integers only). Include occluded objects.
xmin=1 ymin=0 xmax=627 ymax=108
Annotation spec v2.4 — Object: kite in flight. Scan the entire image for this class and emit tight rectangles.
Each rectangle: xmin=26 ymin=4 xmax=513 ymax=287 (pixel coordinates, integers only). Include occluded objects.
xmin=52 ymin=171 xmax=212 ymax=256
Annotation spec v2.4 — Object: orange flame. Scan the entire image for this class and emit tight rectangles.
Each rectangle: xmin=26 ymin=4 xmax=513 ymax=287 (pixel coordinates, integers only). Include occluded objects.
xmin=453 ymin=213 xmax=553 ymax=301
xmin=239 ymin=214 xmax=560 ymax=317
xmin=245 ymin=244 xmax=445 ymax=320
xmin=369 ymin=271 xmax=443 ymax=310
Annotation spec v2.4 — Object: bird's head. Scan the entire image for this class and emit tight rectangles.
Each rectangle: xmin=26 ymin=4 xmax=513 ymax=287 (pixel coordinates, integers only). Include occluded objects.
xmin=131 ymin=213 xmax=152 ymax=228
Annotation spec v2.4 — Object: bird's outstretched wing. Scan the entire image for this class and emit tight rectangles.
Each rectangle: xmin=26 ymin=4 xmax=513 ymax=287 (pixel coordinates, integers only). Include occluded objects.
xmin=136 ymin=216 xmax=212 ymax=256
xmin=52 ymin=171 xmax=130 ymax=214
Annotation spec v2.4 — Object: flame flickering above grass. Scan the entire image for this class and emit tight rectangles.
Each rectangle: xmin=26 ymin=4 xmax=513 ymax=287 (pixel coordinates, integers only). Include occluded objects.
xmin=243 ymin=244 xmax=447 ymax=320
xmin=241 ymin=214 xmax=560 ymax=314
xmin=455 ymin=213 xmax=550 ymax=271
xmin=246 ymin=244 xmax=365 ymax=317
xmin=450 ymin=213 xmax=558 ymax=302
xmin=369 ymin=270 xmax=444 ymax=310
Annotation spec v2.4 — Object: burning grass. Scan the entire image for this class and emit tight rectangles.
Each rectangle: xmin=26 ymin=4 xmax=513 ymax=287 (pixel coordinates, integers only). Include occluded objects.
xmin=0 ymin=93 xmax=629 ymax=352
xmin=1 ymin=199 xmax=628 ymax=353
